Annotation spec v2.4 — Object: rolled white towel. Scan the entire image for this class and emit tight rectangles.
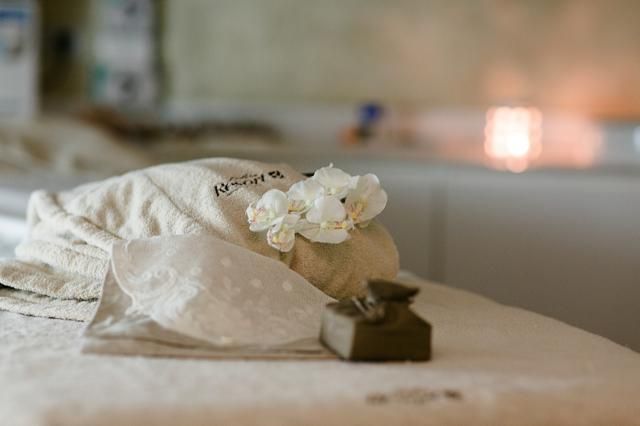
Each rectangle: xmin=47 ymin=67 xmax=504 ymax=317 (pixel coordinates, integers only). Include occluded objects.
xmin=0 ymin=158 xmax=399 ymax=320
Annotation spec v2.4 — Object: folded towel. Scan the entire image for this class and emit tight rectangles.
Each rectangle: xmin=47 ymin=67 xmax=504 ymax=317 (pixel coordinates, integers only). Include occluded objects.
xmin=0 ymin=158 xmax=399 ymax=320
xmin=84 ymin=234 xmax=336 ymax=359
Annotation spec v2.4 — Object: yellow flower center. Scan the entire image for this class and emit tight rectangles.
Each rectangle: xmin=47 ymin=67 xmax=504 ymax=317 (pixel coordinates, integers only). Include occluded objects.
xmin=320 ymin=220 xmax=350 ymax=230
xmin=348 ymin=201 xmax=365 ymax=220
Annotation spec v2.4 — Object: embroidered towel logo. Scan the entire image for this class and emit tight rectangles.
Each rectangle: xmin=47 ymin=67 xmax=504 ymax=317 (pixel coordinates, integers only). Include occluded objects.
xmin=214 ymin=170 xmax=285 ymax=197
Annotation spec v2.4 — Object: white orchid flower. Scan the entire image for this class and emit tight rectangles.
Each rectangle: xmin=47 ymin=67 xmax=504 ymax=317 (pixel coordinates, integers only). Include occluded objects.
xmin=267 ymin=214 xmax=300 ymax=252
xmin=312 ymin=164 xmax=353 ymax=199
xmin=299 ymin=196 xmax=352 ymax=244
xmin=345 ymin=174 xmax=388 ymax=227
xmin=246 ymin=165 xmax=389 ymax=251
xmin=286 ymin=178 xmax=324 ymax=214
xmin=246 ymin=189 xmax=289 ymax=232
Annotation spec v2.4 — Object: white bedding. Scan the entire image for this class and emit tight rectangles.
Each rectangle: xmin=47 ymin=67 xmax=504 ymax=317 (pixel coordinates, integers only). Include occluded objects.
xmin=1 ymin=274 xmax=639 ymax=426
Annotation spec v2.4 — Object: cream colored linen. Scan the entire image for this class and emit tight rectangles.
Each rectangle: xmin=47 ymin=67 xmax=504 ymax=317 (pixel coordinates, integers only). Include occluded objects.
xmin=0 ymin=115 xmax=151 ymax=175
xmin=0 ymin=158 xmax=399 ymax=320
xmin=1 ymin=273 xmax=639 ymax=426
xmin=83 ymin=235 xmax=334 ymax=358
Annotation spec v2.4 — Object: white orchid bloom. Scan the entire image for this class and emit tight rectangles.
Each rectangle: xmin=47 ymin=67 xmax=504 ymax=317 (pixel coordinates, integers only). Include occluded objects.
xmin=299 ymin=196 xmax=352 ymax=244
xmin=267 ymin=214 xmax=300 ymax=252
xmin=312 ymin=164 xmax=353 ymax=199
xmin=246 ymin=189 xmax=289 ymax=232
xmin=286 ymin=178 xmax=324 ymax=214
xmin=345 ymin=174 xmax=388 ymax=227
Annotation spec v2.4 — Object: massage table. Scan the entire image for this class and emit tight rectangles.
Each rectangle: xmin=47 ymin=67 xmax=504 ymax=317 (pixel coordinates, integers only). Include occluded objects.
xmin=0 ymin=132 xmax=637 ymax=424
xmin=2 ymin=273 xmax=639 ymax=426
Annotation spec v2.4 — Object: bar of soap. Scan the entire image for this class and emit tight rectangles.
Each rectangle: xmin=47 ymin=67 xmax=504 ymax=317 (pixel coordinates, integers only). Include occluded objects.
xmin=320 ymin=280 xmax=432 ymax=362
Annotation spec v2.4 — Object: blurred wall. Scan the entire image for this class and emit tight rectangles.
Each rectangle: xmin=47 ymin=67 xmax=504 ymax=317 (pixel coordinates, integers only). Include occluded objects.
xmin=164 ymin=0 xmax=640 ymax=118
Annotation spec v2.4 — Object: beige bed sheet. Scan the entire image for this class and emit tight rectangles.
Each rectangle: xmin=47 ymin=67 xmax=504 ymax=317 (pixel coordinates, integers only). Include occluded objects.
xmin=1 ymin=274 xmax=639 ymax=426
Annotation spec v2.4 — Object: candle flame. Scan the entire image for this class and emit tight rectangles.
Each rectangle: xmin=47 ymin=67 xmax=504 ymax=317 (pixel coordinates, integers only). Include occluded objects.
xmin=485 ymin=106 xmax=542 ymax=172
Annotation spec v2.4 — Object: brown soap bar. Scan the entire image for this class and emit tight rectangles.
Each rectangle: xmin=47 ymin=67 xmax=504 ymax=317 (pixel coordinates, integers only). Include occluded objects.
xmin=320 ymin=279 xmax=432 ymax=362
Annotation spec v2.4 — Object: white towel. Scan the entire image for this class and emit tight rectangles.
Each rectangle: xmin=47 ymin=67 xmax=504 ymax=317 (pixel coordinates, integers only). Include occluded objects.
xmin=83 ymin=234 xmax=336 ymax=359
xmin=0 ymin=158 xmax=399 ymax=320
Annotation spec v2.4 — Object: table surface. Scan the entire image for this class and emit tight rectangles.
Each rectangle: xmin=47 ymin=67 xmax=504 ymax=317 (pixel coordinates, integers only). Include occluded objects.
xmin=1 ymin=273 xmax=639 ymax=426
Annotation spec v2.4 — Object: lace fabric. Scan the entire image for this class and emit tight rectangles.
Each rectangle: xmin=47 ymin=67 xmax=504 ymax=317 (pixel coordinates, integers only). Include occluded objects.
xmin=85 ymin=234 xmax=335 ymax=358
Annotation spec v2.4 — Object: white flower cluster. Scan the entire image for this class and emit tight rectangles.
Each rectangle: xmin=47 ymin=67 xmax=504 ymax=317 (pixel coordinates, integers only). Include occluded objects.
xmin=246 ymin=164 xmax=388 ymax=252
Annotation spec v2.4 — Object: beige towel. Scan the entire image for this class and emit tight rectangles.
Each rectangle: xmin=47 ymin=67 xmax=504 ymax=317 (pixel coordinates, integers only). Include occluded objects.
xmin=0 ymin=158 xmax=398 ymax=320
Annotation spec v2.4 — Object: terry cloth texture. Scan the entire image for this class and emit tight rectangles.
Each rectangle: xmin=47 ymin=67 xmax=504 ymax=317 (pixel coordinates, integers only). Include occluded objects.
xmin=0 ymin=158 xmax=399 ymax=321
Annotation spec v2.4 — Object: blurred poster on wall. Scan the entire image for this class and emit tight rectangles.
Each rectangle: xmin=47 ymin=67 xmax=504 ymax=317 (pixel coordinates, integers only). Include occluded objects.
xmin=0 ymin=0 xmax=38 ymax=123
xmin=91 ymin=0 xmax=158 ymax=110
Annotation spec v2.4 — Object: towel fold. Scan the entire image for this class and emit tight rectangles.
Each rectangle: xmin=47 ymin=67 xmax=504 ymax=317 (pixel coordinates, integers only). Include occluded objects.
xmin=0 ymin=158 xmax=399 ymax=320
xmin=83 ymin=234 xmax=336 ymax=359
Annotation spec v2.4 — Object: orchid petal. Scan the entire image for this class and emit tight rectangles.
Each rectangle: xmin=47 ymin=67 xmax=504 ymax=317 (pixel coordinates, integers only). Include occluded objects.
xmin=298 ymin=219 xmax=351 ymax=244
xmin=305 ymin=196 xmax=346 ymax=224
xmin=266 ymin=214 xmax=299 ymax=252
xmin=360 ymin=188 xmax=387 ymax=222
xmin=287 ymin=179 xmax=324 ymax=213
xmin=312 ymin=164 xmax=352 ymax=199
xmin=259 ymin=189 xmax=289 ymax=214
xmin=345 ymin=174 xmax=387 ymax=224
xmin=246 ymin=189 xmax=289 ymax=231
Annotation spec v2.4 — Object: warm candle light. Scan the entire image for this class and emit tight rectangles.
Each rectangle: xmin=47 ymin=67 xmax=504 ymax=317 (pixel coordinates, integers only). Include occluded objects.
xmin=484 ymin=106 xmax=543 ymax=172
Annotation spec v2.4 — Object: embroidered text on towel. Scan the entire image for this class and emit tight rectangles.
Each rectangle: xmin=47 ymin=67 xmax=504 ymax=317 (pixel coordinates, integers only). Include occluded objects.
xmin=213 ymin=170 xmax=285 ymax=197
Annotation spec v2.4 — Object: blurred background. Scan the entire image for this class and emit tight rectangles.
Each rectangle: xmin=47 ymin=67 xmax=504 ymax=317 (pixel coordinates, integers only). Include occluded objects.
xmin=0 ymin=0 xmax=639 ymax=350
